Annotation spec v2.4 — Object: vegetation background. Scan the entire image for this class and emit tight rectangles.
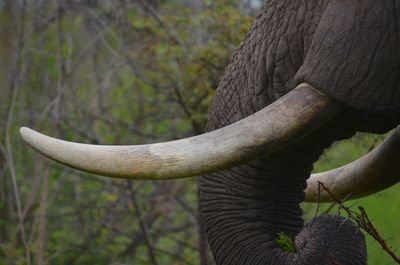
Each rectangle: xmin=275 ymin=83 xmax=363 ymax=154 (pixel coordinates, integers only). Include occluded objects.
xmin=0 ymin=0 xmax=398 ymax=264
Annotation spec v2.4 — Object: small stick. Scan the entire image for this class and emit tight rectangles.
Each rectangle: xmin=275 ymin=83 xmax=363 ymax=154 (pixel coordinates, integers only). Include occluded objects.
xmin=317 ymin=181 xmax=400 ymax=264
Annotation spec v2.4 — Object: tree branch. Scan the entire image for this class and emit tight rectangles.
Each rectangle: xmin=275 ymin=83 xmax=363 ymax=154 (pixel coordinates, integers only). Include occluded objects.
xmin=4 ymin=1 xmax=31 ymax=264
xmin=318 ymin=181 xmax=400 ymax=264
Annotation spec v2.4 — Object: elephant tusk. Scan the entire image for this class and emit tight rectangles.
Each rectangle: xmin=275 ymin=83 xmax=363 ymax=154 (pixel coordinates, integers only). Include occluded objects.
xmin=305 ymin=126 xmax=400 ymax=202
xmin=20 ymin=83 xmax=341 ymax=180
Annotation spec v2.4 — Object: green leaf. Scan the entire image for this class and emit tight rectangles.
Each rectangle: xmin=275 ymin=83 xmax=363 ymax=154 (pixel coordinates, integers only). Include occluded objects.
xmin=276 ymin=232 xmax=296 ymax=253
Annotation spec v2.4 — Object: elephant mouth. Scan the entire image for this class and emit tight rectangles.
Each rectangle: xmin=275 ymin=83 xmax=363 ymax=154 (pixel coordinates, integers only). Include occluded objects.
xmin=20 ymin=82 xmax=400 ymax=202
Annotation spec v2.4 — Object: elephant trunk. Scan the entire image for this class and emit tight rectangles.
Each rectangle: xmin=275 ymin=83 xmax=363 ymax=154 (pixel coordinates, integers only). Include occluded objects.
xmin=199 ymin=124 xmax=367 ymax=265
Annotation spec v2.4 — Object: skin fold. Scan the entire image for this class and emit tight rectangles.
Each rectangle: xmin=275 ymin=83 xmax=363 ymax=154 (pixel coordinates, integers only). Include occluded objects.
xmin=199 ymin=0 xmax=399 ymax=264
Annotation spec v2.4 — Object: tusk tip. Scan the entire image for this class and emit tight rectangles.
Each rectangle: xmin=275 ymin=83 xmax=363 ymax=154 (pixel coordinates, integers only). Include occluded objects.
xmin=20 ymin=127 xmax=30 ymax=140
xmin=20 ymin=127 xmax=39 ymax=146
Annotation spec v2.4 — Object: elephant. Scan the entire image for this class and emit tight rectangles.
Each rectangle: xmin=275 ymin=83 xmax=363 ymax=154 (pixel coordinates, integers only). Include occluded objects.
xmin=20 ymin=0 xmax=400 ymax=264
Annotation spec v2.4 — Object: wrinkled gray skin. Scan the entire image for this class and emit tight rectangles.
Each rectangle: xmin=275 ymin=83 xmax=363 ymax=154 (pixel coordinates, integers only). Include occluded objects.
xmin=199 ymin=0 xmax=400 ymax=264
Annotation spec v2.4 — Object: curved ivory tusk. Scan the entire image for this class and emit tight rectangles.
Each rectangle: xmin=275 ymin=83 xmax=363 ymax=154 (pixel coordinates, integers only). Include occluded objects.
xmin=20 ymin=83 xmax=340 ymax=180
xmin=305 ymin=126 xmax=400 ymax=202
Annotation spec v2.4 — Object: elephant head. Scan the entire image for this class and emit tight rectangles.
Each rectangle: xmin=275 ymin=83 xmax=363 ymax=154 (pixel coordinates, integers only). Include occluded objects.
xmin=20 ymin=0 xmax=400 ymax=264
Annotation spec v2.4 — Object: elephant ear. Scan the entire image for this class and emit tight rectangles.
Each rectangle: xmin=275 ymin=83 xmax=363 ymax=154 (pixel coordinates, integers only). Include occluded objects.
xmin=296 ymin=0 xmax=400 ymax=120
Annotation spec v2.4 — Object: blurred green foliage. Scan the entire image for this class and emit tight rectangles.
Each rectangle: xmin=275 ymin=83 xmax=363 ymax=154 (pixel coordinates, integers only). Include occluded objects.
xmin=0 ymin=1 xmax=251 ymax=264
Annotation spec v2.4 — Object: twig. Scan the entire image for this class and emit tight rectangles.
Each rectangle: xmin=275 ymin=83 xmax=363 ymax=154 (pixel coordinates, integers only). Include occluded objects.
xmin=4 ymin=1 xmax=31 ymax=264
xmin=126 ymin=182 xmax=159 ymax=265
xmin=36 ymin=166 xmax=49 ymax=265
xmin=318 ymin=181 xmax=400 ymax=264
xmin=54 ymin=0 xmax=66 ymax=124
xmin=136 ymin=0 xmax=184 ymax=46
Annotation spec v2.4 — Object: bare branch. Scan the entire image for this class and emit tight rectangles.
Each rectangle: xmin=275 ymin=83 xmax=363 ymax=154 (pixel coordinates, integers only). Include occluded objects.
xmin=4 ymin=1 xmax=31 ymax=264
xmin=318 ymin=181 xmax=400 ymax=264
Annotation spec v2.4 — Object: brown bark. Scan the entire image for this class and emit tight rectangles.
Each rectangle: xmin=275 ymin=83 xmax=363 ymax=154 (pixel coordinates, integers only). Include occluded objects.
xmin=36 ymin=166 xmax=49 ymax=265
